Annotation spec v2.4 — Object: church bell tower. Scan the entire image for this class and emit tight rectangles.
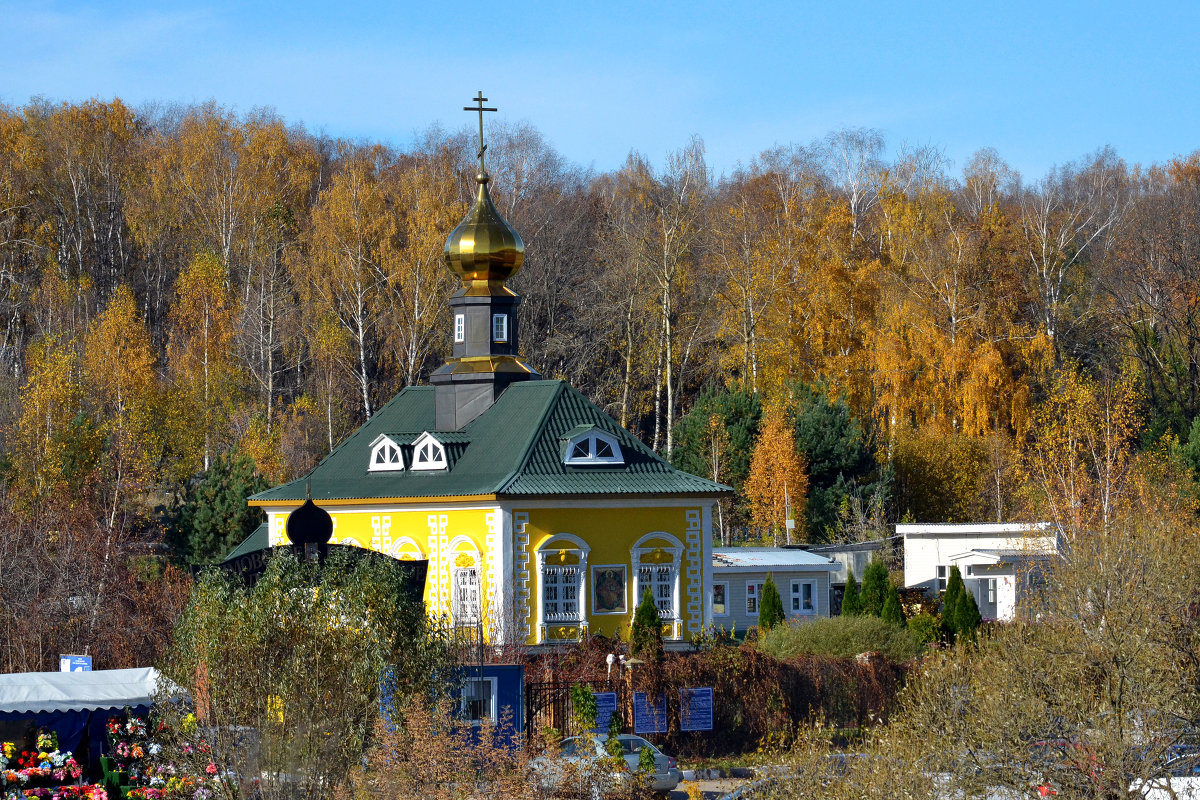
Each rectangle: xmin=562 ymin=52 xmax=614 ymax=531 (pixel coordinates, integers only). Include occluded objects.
xmin=431 ymin=92 xmax=539 ymax=430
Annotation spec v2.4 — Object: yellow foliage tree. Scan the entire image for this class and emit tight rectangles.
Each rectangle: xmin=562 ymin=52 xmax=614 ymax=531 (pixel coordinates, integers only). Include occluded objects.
xmin=744 ymin=403 xmax=808 ymax=544
xmin=9 ymin=336 xmax=100 ymax=510
xmin=84 ymin=286 xmax=165 ymax=525
xmin=1022 ymin=365 xmax=1142 ymax=536
xmin=169 ymin=252 xmax=239 ymax=473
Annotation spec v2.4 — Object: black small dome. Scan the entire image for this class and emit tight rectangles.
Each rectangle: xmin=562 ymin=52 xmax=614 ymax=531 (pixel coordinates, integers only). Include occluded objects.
xmin=285 ymin=497 xmax=333 ymax=545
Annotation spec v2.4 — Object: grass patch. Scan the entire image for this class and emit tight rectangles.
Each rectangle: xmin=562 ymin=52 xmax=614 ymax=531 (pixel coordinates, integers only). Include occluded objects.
xmin=756 ymin=615 xmax=924 ymax=663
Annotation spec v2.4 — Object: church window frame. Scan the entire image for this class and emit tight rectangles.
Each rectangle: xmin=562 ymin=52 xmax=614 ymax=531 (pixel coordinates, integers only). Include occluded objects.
xmin=631 ymin=532 xmax=683 ymax=631
xmin=563 ymin=429 xmax=624 ymax=466
xmin=454 ymin=314 xmax=465 ymax=343
xmin=452 ymin=565 xmax=482 ymax=625
xmin=535 ymin=534 xmax=590 ymax=641
xmin=492 ymin=313 xmax=508 ymax=343
xmin=368 ymin=435 xmax=404 ymax=472
xmin=411 ymin=431 xmax=448 ymax=471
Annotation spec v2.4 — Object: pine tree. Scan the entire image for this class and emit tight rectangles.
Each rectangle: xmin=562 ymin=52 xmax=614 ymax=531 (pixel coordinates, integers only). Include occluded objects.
xmin=841 ymin=571 xmax=862 ymax=616
xmin=881 ymin=583 xmax=905 ymax=627
xmin=172 ymin=450 xmax=268 ymax=564
xmin=860 ymin=560 xmax=890 ymax=617
xmin=942 ymin=565 xmax=966 ymax=637
xmin=630 ymin=588 xmax=663 ymax=662
xmin=759 ymin=574 xmax=785 ymax=630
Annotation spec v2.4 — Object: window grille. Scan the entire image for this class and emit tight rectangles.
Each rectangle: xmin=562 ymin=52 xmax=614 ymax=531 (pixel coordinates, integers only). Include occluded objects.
xmin=543 ymin=566 xmax=580 ymax=622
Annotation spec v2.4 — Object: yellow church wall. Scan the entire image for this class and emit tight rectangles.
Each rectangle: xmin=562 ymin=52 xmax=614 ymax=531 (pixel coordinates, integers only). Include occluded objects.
xmin=266 ymin=504 xmax=501 ymax=630
xmin=514 ymin=504 xmax=707 ymax=645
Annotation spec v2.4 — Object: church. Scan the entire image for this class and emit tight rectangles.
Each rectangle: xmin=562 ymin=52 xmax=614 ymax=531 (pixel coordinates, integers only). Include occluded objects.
xmin=247 ymin=97 xmax=729 ymax=647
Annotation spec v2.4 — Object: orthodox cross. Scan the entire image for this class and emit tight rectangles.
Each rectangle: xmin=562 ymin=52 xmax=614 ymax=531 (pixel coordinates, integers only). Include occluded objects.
xmin=464 ymin=91 xmax=497 ymax=173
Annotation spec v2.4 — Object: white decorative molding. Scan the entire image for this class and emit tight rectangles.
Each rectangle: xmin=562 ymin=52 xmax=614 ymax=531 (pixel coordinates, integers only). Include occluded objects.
xmin=514 ymin=512 xmax=530 ymax=639
xmin=427 ymin=513 xmax=449 ymax=615
xmin=685 ymin=509 xmax=703 ymax=634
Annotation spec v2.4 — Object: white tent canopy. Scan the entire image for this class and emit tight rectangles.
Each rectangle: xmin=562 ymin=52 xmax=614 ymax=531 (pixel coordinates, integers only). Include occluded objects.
xmin=0 ymin=667 xmax=176 ymax=714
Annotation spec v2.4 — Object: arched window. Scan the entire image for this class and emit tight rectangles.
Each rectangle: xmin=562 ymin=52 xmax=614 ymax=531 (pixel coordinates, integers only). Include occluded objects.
xmin=563 ymin=428 xmax=624 ymax=466
xmin=411 ymin=432 xmax=448 ymax=471
xmin=368 ymin=435 xmax=404 ymax=472
xmin=632 ymin=533 xmax=683 ymax=628
xmin=536 ymin=534 xmax=590 ymax=642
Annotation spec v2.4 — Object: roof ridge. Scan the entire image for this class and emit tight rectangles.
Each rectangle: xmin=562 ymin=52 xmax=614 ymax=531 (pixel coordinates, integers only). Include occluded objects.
xmin=495 ymin=380 xmax=568 ymax=492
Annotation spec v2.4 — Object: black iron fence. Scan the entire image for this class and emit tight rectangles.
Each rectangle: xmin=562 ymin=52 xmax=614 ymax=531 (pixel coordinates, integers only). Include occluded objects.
xmin=524 ymin=678 xmax=625 ymax=741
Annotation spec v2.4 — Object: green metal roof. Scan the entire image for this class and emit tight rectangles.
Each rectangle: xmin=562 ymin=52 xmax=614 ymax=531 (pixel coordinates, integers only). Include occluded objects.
xmin=250 ymin=380 xmax=730 ymax=503
xmin=223 ymin=522 xmax=269 ymax=562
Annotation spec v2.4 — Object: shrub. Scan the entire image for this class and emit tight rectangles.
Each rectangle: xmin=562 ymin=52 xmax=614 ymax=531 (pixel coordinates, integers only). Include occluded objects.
xmin=841 ymin=572 xmax=862 ymax=616
xmin=760 ymin=574 xmax=785 ymax=630
xmin=639 ymin=744 xmax=656 ymax=774
xmin=908 ymin=612 xmax=941 ymax=646
xmin=757 ymin=615 xmax=924 ymax=663
xmin=571 ymin=683 xmax=597 ymax=731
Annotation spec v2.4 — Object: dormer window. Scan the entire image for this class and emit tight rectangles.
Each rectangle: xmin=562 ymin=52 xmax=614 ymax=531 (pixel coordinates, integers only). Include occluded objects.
xmin=564 ymin=429 xmax=623 ymax=466
xmin=368 ymin=435 xmax=404 ymax=472
xmin=411 ymin=432 xmax=448 ymax=471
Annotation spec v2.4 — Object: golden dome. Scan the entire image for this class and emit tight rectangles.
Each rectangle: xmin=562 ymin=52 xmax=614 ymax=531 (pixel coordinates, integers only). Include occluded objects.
xmin=444 ymin=173 xmax=525 ymax=288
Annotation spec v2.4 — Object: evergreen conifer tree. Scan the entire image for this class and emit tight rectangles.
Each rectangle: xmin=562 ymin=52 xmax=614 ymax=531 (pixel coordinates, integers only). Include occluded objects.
xmin=882 ymin=583 xmax=905 ymax=626
xmin=630 ymin=588 xmax=664 ymax=661
xmin=861 ymin=560 xmax=890 ymax=616
xmin=173 ymin=450 xmax=267 ymax=564
xmin=958 ymin=588 xmax=982 ymax=640
xmin=841 ymin=572 xmax=862 ymax=616
xmin=759 ymin=574 xmax=785 ymax=630
xmin=942 ymin=565 xmax=966 ymax=637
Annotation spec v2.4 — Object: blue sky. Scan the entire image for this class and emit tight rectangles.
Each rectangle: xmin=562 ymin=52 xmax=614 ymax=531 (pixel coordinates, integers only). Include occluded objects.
xmin=2 ymin=0 xmax=1198 ymax=181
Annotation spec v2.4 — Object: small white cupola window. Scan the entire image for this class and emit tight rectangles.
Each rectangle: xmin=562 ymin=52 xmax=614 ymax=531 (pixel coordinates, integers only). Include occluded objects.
xmin=368 ymin=435 xmax=404 ymax=472
xmin=563 ymin=428 xmax=624 ymax=466
xmin=411 ymin=431 xmax=448 ymax=471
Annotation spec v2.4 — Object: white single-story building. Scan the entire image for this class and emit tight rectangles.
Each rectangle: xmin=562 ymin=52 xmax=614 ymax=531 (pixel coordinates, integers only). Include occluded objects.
xmin=710 ymin=547 xmax=839 ymax=631
xmin=900 ymin=522 xmax=1059 ymax=621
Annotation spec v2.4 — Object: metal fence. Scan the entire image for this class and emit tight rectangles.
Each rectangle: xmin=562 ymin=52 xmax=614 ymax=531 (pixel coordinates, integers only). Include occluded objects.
xmin=524 ymin=678 xmax=624 ymax=740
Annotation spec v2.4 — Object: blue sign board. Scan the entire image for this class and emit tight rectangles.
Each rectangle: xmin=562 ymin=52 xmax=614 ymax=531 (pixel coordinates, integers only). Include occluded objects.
xmin=680 ymin=687 xmax=714 ymax=732
xmin=633 ymin=692 xmax=667 ymax=734
xmin=592 ymin=692 xmax=619 ymax=733
xmin=59 ymin=655 xmax=91 ymax=672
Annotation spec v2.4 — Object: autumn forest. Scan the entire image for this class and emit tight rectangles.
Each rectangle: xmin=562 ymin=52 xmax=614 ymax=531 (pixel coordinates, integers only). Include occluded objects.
xmin=3 ymin=97 xmax=1199 ymax=671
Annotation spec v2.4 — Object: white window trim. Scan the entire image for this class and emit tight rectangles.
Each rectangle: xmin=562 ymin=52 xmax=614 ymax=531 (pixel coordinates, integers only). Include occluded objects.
xmin=791 ymin=579 xmax=817 ymax=616
xmin=535 ymin=534 xmax=589 ymax=642
xmin=368 ymin=435 xmax=405 ymax=472
xmin=454 ymin=313 xmax=465 ymax=343
xmin=492 ymin=313 xmax=508 ymax=343
xmin=564 ymin=430 xmax=624 ymax=466
xmin=631 ymin=532 xmax=682 ymax=636
xmin=711 ymin=581 xmax=729 ymax=617
xmin=746 ymin=581 xmax=764 ymax=616
xmin=411 ymin=431 xmax=448 ymax=471
xmin=460 ymin=675 xmax=498 ymax=725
